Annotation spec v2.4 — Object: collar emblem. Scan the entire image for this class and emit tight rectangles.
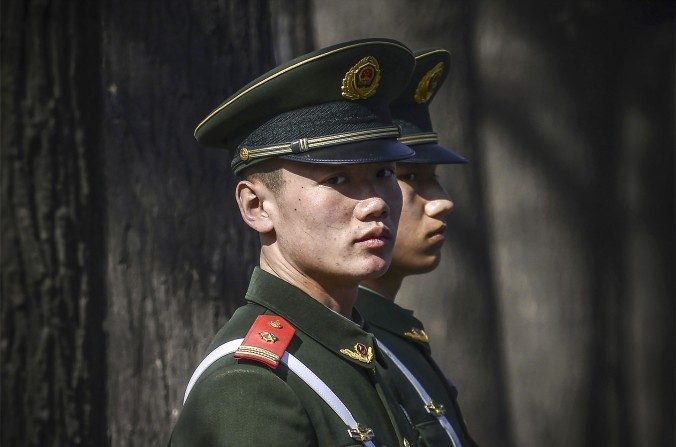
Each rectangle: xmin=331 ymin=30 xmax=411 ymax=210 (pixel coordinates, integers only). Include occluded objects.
xmin=269 ymin=320 xmax=283 ymax=329
xmin=404 ymin=327 xmax=430 ymax=343
xmin=347 ymin=423 xmax=374 ymax=442
xmin=340 ymin=342 xmax=374 ymax=364
xmin=342 ymin=56 xmax=381 ymax=100
xmin=414 ymin=61 xmax=444 ymax=104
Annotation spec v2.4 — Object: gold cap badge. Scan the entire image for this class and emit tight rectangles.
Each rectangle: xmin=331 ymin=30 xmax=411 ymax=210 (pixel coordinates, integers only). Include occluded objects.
xmin=414 ymin=61 xmax=444 ymax=104
xmin=341 ymin=56 xmax=381 ymax=100
xmin=340 ymin=342 xmax=374 ymax=364
xmin=404 ymin=327 xmax=430 ymax=343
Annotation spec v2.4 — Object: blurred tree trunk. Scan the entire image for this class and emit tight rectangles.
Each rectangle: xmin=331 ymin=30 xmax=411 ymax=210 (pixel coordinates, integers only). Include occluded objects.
xmin=472 ymin=1 xmax=674 ymax=446
xmin=101 ymin=1 xmax=313 ymax=445
xmin=616 ymin=9 xmax=674 ymax=447
xmin=1 ymin=0 xmax=107 ymax=446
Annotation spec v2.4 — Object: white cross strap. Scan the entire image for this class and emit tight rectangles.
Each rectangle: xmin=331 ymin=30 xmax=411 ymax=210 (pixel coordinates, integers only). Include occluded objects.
xmin=183 ymin=338 xmax=376 ymax=447
xmin=376 ymin=339 xmax=462 ymax=447
xmin=184 ymin=338 xmax=244 ymax=404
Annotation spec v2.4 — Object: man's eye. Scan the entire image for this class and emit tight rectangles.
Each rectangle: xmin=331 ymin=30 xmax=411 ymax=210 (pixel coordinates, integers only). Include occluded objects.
xmin=325 ymin=175 xmax=347 ymax=185
xmin=397 ymin=172 xmax=417 ymax=181
xmin=378 ymin=168 xmax=395 ymax=178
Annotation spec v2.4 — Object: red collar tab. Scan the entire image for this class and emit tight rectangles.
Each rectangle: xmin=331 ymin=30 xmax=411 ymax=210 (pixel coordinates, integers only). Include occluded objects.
xmin=234 ymin=315 xmax=295 ymax=368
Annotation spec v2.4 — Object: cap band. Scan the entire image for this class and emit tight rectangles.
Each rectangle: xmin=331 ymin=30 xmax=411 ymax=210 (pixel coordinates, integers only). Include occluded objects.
xmin=398 ymin=132 xmax=438 ymax=146
xmin=234 ymin=126 xmax=400 ymax=168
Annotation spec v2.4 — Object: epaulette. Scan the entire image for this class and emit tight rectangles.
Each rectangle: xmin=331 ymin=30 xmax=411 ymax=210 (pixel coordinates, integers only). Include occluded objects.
xmin=234 ymin=315 xmax=295 ymax=368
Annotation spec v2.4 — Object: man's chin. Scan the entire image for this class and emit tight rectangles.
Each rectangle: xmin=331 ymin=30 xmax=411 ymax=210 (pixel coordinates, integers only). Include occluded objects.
xmin=357 ymin=256 xmax=391 ymax=279
xmin=396 ymin=254 xmax=441 ymax=276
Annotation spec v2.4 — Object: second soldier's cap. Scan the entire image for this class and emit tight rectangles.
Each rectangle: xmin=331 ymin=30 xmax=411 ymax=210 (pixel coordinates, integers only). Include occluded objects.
xmin=390 ymin=48 xmax=467 ymax=164
xmin=194 ymin=38 xmax=417 ymax=175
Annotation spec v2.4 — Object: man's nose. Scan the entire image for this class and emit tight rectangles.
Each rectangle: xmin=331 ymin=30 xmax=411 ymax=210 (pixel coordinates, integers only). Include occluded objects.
xmin=424 ymin=198 xmax=454 ymax=218
xmin=354 ymin=197 xmax=390 ymax=221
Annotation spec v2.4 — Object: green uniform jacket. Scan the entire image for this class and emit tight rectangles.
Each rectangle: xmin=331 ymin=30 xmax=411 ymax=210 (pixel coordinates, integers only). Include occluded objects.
xmin=355 ymin=287 xmax=477 ymax=447
xmin=170 ymin=268 xmax=418 ymax=447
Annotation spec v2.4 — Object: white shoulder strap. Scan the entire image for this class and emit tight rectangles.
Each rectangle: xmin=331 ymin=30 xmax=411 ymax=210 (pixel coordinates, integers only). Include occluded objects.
xmin=376 ymin=339 xmax=462 ymax=447
xmin=183 ymin=339 xmax=376 ymax=447
xmin=184 ymin=338 xmax=244 ymax=404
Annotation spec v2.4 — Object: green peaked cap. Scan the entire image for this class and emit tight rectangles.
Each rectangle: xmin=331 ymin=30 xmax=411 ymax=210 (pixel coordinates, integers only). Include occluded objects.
xmin=194 ymin=38 xmax=417 ymax=174
xmin=391 ymin=48 xmax=467 ymax=164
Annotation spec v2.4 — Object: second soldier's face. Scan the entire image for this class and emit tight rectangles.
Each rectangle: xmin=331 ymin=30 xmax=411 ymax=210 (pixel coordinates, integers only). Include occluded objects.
xmin=389 ymin=164 xmax=454 ymax=276
xmin=270 ymin=161 xmax=403 ymax=284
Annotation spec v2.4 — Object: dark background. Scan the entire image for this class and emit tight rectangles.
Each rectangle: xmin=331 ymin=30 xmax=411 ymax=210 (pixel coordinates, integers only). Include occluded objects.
xmin=1 ymin=1 xmax=673 ymax=446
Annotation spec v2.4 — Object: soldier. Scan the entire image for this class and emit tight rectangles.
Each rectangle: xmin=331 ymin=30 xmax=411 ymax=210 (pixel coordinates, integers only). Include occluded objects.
xmin=170 ymin=39 xmax=420 ymax=446
xmin=357 ymin=49 xmax=477 ymax=447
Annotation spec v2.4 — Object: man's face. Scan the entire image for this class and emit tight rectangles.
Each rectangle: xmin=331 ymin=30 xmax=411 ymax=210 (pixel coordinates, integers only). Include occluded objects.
xmin=268 ymin=161 xmax=403 ymax=286
xmin=389 ymin=163 xmax=454 ymax=276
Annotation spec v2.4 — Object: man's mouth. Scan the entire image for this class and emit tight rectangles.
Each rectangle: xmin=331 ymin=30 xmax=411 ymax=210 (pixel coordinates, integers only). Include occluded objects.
xmin=355 ymin=226 xmax=393 ymax=248
xmin=427 ymin=224 xmax=446 ymax=243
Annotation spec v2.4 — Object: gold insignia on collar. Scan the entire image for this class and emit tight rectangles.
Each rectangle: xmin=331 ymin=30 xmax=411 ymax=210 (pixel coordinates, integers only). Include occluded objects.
xmin=258 ymin=331 xmax=278 ymax=343
xmin=403 ymin=438 xmax=411 ymax=447
xmin=269 ymin=320 xmax=283 ymax=329
xmin=341 ymin=56 xmax=381 ymax=100
xmin=347 ymin=423 xmax=374 ymax=442
xmin=425 ymin=401 xmax=446 ymax=417
xmin=414 ymin=61 xmax=445 ymax=104
xmin=340 ymin=342 xmax=374 ymax=364
xmin=404 ymin=327 xmax=430 ymax=343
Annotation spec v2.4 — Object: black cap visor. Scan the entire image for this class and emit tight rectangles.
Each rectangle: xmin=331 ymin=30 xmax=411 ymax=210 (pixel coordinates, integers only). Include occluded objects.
xmin=400 ymin=142 xmax=467 ymax=164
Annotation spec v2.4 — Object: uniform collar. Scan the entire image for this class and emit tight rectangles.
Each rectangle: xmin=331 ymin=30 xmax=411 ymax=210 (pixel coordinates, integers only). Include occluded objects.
xmin=245 ymin=267 xmax=376 ymax=369
xmin=356 ymin=286 xmax=431 ymax=352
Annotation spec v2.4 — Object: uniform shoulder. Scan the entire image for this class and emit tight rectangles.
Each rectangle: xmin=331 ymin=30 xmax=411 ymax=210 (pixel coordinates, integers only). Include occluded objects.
xmin=182 ymin=310 xmax=299 ymax=405
xmin=171 ymin=364 xmax=314 ymax=446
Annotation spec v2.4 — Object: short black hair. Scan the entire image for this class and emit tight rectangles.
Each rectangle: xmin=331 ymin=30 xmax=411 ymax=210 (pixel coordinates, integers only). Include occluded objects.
xmin=242 ymin=160 xmax=285 ymax=194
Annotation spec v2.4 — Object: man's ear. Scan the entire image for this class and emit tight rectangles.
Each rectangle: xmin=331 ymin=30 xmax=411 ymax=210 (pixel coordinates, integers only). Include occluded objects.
xmin=235 ymin=179 xmax=275 ymax=233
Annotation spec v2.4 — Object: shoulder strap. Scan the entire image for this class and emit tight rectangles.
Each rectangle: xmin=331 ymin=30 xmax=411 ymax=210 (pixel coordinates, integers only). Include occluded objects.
xmin=183 ymin=338 xmax=244 ymax=404
xmin=376 ymin=339 xmax=462 ymax=447
xmin=234 ymin=315 xmax=295 ymax=368
xmin=182 ymin=324 xmax=377 ymax=446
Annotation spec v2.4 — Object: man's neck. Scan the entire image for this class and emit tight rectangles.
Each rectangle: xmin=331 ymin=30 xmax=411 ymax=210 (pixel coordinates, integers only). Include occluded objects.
xmin=259 ymin=250 xmax=358 ymax=318
xmin=360 ymin=269 xmax=404 ymax=302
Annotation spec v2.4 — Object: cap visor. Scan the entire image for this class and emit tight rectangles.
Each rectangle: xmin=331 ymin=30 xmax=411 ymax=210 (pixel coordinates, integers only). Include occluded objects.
xmin=401 ymin=142 xmax=467 ymax=164
xmin=280 ymin=138 xmax=414 ymax=165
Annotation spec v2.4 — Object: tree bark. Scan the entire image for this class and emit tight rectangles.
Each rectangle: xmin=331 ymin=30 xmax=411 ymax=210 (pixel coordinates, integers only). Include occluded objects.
xmin=1 ymin=0 xmax=107 ymax=445
xmin=101 ymin=1 xmax=312 ymax=445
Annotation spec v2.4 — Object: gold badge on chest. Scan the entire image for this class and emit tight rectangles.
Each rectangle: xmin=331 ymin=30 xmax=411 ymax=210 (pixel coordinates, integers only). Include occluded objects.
xmin=425 ymin=401 xmax=446 ymax=417
xmin=403 ymin=327 xmax=430 ymax=343
xmin=340 ymin=342 xmax=374 ymax=364
xmin=347 ymin=423 xmax=374 ymax=442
